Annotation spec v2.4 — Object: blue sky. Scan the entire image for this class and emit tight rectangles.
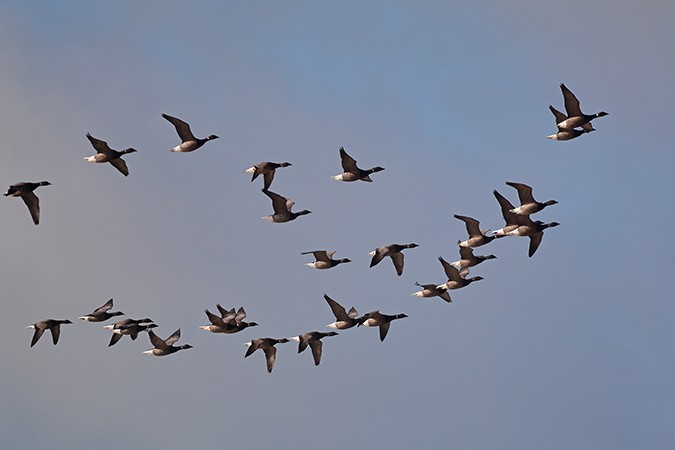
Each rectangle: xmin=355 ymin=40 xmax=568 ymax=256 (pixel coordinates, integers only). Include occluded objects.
xmin=2 ymin=2 xmax=674 ymax=449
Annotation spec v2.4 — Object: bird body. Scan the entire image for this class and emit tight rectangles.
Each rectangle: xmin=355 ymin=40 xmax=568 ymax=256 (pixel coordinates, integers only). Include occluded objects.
xmin=290 ymin=331 xmax=338 ymax=366
xmin=84 ymin=133 xmax=137 ymax=176
xmin=143 ymin=329 xmax=192 ymax=356
xmin=323 ymin=294 xmax=361 ymax=329
xmin=450 ymin=246 xmax=496 ymax=271
xmin=332 ymin=147 xmax=384 ymax=182
xmin=244 ymin=338 xmax=289 ymax=373
xmin=302 ymin=250 xmax=351 ymax=269
xmin=454 ymin=214 xmax=495 ymax=248
xmin=411 ymin=282 xmax=452 ymax=303
xmin=27 ymin=319 xmax=72 ymax=347
xmin=261 ymin=189 xmax=311 ymax=223
xmin=79 ymin=299 xmax=124 ymax=322
xmin=4 ymin=181 xmax=51 ymax=225
xmin=245 ymin=162 xmax=291 ymax=190
xmin=437 ymin=256 xmax=483 ymax=290
xmin=506 ymin=181 xmax=558 ymax=216
xmin=358 ymin=311 xmax=407 ymax=342
xmin=162 ymin=113 xmax=218 ymax=152
xmin=369 ymin=243 xmax=418 ymax=276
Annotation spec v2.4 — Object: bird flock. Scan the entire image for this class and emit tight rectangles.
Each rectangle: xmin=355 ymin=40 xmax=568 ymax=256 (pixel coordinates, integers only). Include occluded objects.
xmin=14 ymin=84 xmax=606 ymax=373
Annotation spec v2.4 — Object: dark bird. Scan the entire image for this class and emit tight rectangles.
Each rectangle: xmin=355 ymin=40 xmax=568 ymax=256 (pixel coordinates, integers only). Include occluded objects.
xmin=449 ymin=246 xmax=496 ymax=272
xmin=411 ymin=281 xmax=452 ymax=303
xmin=79 ymin=299 xmax=124 ymax=322
xmin=506 ymin=181 xmax=558 ymax=216
xmin=323 ymin=294 xmax=361 ymax=330
xmin=162 ymin=113 xmax=219 ymax=152
xmin=290 ymin=331 xmax=339 ymax=366
xmin=107 ymin=323 xmax=158 ymax=347
xmin=555 ymin=83 xmax=608 ymax=131
xmin=358 ymin=311 xmax=408 ymax=342
xmin=84 ymin=133 xmax=137 ymax=176
xmin=437 ymin=256 xmax=483 ymax=290
xmin=199 ymin=307 xmax=258 ymax=334
xmin=501 ymin=217 xmax=560 ymax=258
xmin=369 ymin=243 xmax=419 ymax=276
xmin=4 ymin=181 xmax=51 ymax=225
xmin=144 ymin=329 xmax=193 ymax=356
xmin=244 ymin=338 xmax=290 ymax=373
xmin=245 ymin=161 xmax=292 ymax=190
xmin=332 ymin=147 xmax=385 ymax=182
xmin=261 ymin=189 xmax=311 ymax=223
xmin=27 ymin=319 xmax=72 ymax=347
xmin=454 ymin=214 xmax=495 ymax=248
xmin=302 ymin=250 xmax=351 ymax=269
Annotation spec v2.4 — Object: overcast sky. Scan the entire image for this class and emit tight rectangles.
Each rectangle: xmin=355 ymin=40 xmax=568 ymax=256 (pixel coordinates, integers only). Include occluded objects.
xmin=2 ymin=2 xmax=674 ymax=449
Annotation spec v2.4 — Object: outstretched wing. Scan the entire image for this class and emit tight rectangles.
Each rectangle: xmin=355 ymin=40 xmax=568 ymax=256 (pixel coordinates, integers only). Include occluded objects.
xmin=338 ymin=147 xmax=359 ymax=172
xmin=560 ymin=84 xmax=583 ymax=117
xmin=506 ymin=182 xmax=535 ymax=205
xmin=93 ymin=299 xmax=114 ymax=315
xmin=162 ymin=113 xmax=196 ymax=142
xmin=109 ymin=158 xmax=130 ymax=177
xmin=454 ymin=215 xmax=481 ymax=237
xmin=86 ymin=133 xmax=113 ymax=154
xmin=262 ymin=189 xmax=290 ymax=214
xmin=21 ymin=192 xmax=40 ymax=225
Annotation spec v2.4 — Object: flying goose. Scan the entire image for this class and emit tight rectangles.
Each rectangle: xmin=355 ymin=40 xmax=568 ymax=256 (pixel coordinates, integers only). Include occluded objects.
xmin=245 ymin=162 xmax=292 ymax=190
xmin=27 ymin=319 xmax=72 ymax=347
xmin=84 ymin=133 xmax=137 ymax=176
xmin=358 ymin=311 xmax=407 ymax=342
xmin=332 ymin=147 xmax=385 ymax=182
xmin=290 ymin=331 xmax=339 ymax=366
xmin=437 ymin=256 xmax=483 ymax=290
xmin=454 ymin=214 xmax=495 ymax=248
xmin=143 ymin=329 xmax=192 ymax=356
xmin=261 ymin=189 xmax=311 ymax=223
xmin=505 ymin=182 xmax=558 ymax=216
xmin=555 ymin=83 xmax=608 ymax=131
xmin=199 ymin=308 xmax=258 ymax=334
xmin=108 ymin=323 xmax=158 ymax=347
xmin=302 ymin=250 xmax=351 ymax=269
xmin=411 ymin=282 xmax=452 ymax=303
xmin=369 ymin=243 xmax=419 ymax=276
xmin=103 ymin=318 xmax=154 ymax=330
xmin=450 ymin=246 xmax=496 ymax=271
xmin=244 ymin=338 xmax=290 ymax=373
xmin=79 ymin=299 xmax=124 ymax=322
xmin=503 ymin=217 xmax=560 ymax=257
xmin=162 ymin=113 xmax=219 ymax=152
xmin=323 ymin=294 xmax=361 ymax=330
xmin=4 ymin=181 xmax=51 ymax=225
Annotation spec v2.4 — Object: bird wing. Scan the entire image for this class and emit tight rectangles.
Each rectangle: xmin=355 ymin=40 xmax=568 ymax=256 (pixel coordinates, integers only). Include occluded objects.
xmin=309 ymin=339 xmax=323 ymax=365
xmin=369 ymin=247 xmax=386 ymax=268
xmin=262 ymin=346 xmax=278 ymax=373
xmin=21 ymin=192 xmax=40 ymax=225
xmin=165 ymin=328 xmax=181 ymax=346
xmin=30 ymin=325 xmax=45 ymax=347
xmin=439 ymin=256 xmax=462 ymax=282
xmin=148 ymin=329 xmax=167 ymax=349
xmin=93 ymin=299 xmax=114 ymax=314
xmin=51 ymin=324 xmax=62 ymax=345
xmin=560 ymin=84 xmax=583 ymax=117
xmin=162 ymin=113 xmax=196 ymax=142
xmin=297 ymin=335 xmax=309 ymax=353
xmin=109 ymin=158 xmax=130 ymax=177
xmin=303 ymin=250 xmax=330 ymax=262
xmin=493 ymin=190 xmax=518 ymax=225
xmin=548 ymin=105 xmax=568 ymax=126
xmin=454 ymin=215 xmax=481 ymax=237
xmin=390 ymin=253 xmax=405 ymax=276
xmin=108 ymin=333 xmax=123 ymax=347
xmin=347 ymin=307 xmax=359 ymax=319
xmin=263 ymin=189 xmax=290 ymax=214
xmin=379 ymin=322 xmax=391 ymax=342
xmin=528 ymin=232 xmax=544 ymax=257
xmin=459 ymin=246 xmax=475 ymax=260
xmin=506 ymin=182 xmax=535 ymax=205
xmin=324 ymin=294 xmax=349 ymax=320
xmin=205 ymin=309 xmax=226 ymax=327
xmin=86 ymin=133 xmax=113 ymax=154
xmin=339 ymin=147 xmax=359 ymax=172
xmin=262 ymin=171 xmax=275 ymax=191
xmin=438 ymin=290 xmax=452 ymax=303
